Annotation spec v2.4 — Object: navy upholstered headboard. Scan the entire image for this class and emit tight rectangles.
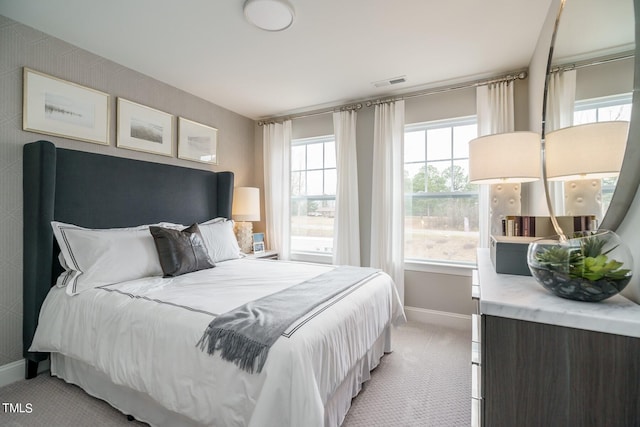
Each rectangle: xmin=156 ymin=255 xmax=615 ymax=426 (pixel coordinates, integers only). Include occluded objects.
xmin=22 ymin=140 xmax=234 ymax=378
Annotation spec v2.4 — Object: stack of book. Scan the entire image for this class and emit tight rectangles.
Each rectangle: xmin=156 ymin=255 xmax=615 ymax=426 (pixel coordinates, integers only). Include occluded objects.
xmin=501 ymin=215 xmax=597 ymax=237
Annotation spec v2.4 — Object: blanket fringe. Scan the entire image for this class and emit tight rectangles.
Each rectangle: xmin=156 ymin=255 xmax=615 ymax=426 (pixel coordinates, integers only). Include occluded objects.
xmin=197 ymin=327 xmax=269 ymax=374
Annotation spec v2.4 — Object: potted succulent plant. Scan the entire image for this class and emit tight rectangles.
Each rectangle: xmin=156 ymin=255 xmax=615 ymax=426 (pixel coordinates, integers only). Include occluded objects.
xmin=527 ymin=230 xmax=633 ymax=302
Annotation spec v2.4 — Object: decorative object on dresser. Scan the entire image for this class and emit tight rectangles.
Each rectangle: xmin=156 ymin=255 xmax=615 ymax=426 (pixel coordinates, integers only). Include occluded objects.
xmin=527 ymin=230 xmax=632 ymax=302
xmin=468 ymin=131 xmax=541 ymax=236
xmin=469 ymin=131 xmax=541 ymax=272
xmin=232 ymin=186 xmax=261 ymax=253
xmin=545 ymin=121 xmax=629 ymax=223
xmin=177 ymin=117 xmax=218 ymax=164
xmin=116 ymin=98 xmax=173 ymax=156
xmin=23 ymin=67 xmax=110 ymax=145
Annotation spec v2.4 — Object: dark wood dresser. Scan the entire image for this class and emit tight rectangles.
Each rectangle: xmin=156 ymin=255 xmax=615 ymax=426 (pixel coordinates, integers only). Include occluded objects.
xmin=472 ymin=249 xmax=640 ymax=427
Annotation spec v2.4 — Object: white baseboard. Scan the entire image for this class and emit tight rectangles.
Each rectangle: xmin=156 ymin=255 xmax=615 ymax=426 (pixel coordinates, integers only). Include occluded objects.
xmin=404 ymin=306 xmax=471 ymax=331
xmin=0 ymin=359 xmax=50 ymax=388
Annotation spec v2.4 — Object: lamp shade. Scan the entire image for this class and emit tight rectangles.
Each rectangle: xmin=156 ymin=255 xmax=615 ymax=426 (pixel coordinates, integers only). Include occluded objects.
xmin=232 ymin=187 xmax=261 ymax=222
xmin=545 ymin=121 xmax=629 ymax=181
xmin=468 ymin=131 xmax=541 ymax=184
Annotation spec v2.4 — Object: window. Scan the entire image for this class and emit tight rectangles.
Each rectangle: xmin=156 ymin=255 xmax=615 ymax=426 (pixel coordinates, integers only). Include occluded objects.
xmin=290 ymin=135 xmax=336 ymax=254
xmin=573 ymin=93 xmax=632 ymax=213
xmin=404 ymin=117 xmax=478 ymax=264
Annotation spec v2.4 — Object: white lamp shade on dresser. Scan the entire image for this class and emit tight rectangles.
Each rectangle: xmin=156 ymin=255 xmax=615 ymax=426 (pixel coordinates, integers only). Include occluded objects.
xmin=545 ymin=121 xmax=629 ymax=181
xmin=468 ymin=132 xmax=541 ymax=184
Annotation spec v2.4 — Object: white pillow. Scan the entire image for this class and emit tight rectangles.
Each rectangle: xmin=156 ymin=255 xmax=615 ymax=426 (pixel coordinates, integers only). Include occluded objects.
xmin=201 ymin=217 xmax=228 ymax=225
xmin=198 ymin=220 xmax=241 ymax=263
xmin=51 ymin=221 xmax=171 ymax=295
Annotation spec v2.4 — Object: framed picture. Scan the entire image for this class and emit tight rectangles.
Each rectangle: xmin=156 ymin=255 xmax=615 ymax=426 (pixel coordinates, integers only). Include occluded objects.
xmin=253 ymin=241 xmax=265 ymax=254
xmin=178 ymin=117 xmax=218 ymax=164
xmin=23 ymin=68 xmax=109 ymax=145
xmin=253 ymin=233 xmax=265 ymax=254
xmin=117 ymin=98 xmax=173 ymax=156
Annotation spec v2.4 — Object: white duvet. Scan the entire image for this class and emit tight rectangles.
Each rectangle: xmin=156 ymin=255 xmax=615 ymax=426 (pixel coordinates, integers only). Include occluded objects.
xmin=31 ymin=259 xmax=405 ymax=427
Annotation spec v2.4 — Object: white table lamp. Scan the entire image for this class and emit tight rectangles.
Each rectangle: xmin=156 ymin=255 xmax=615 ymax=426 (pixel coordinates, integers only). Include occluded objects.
xmin=469 ymin=131 xmax=541 ymax=235
xmin=469 ymin=131 xmax=541 ymax=184
xmin=232 ymin=187 xmax=261 ymax=253
xmin=545 ymin=121 xmax=628 ymax=181
xmin=545 ymin=121 xmax=629 ymax=221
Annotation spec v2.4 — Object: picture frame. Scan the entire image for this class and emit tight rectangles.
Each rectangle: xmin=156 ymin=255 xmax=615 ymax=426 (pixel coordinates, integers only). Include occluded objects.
xmin=253 ymin=232 xmax=265 ymax=254
xmin=253 ymin=241 xmax=265 ymax=254
xmin=117 ymin=98 xmax=173 ymax=156
xmin=23 ymin=67 xmax=110 ymax=145
xmin=178 ymin=117 xmax=218 ymax=164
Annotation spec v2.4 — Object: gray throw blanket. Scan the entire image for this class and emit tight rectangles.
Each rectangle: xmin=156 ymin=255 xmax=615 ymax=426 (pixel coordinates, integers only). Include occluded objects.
xmin=197 ymin=266 xmax=379 ymax=374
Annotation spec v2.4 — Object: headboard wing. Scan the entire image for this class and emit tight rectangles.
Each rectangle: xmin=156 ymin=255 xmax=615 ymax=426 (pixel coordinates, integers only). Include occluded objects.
xmin=23 ymin=141 xmax=57 ymax=373
xmin=23 ymin=140 xmax=234 ymax=377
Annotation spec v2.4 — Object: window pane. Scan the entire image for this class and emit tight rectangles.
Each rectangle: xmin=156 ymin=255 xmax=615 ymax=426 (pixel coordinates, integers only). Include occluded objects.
xmin=426 ymin=127 xmax=451 ymax=161
xmin=324 ymin=141 xmax=336 ymax=168
xmin=291 ymin=171 xmax=305 ymax=196
xmin=324 ymin=169 xmax=336 ymax=195
xmin=307 ymin=170 xmax=323 ymax=195
xmin=306 ymin=143 xmax=324 ymax=170
xmin=598 ymin=105 xmax=632 ymax=121
xmin=574 ymin=109 xmax=597 ymax=125
xmin=291 ymin=145 xmax=306 ymax=171
xmin=404 ymin=195 xmax=479 ymax=263
xmin=291 ymin=199 xmax=334 ymax=253
xmin=452 ymin=160 xmax=471 ymax=191
xmin=405 ymin=163 xmax=425 ymax=192
xmin=427 ymin=160 xmax=451 ymax=192
xmin=405 ymin=131 xmax=425 ymax=162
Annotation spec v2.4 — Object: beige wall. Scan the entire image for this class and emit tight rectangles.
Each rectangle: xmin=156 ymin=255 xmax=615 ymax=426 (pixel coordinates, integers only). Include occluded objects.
xmin=0 ymin=15 xmax=256 ymax=366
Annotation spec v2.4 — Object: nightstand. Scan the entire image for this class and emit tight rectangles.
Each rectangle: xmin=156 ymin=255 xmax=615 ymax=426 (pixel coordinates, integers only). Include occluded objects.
xmin=244 ymin=250 xmax=278 ymax=260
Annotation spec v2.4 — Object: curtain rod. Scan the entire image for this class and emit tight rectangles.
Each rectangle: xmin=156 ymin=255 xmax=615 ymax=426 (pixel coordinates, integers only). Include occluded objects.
xmin=257 ymin=103 xmax=361 ymax=126
xmin=366 ymin=70 xmax=527 ymax=107
xmin=551 ymin=51 xmax=635 ymax=73
xmin=257 ymin=69 xmax=528 ymax=126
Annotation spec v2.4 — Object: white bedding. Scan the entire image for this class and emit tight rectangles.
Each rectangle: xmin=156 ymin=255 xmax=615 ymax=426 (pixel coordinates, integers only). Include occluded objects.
xmin=31 ymin=259 xmax=405 ymax=427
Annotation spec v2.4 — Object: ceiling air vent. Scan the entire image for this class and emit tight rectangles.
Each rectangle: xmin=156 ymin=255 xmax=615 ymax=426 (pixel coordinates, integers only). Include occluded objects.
xmin=372 ymin=76 xmax=407 ymax=88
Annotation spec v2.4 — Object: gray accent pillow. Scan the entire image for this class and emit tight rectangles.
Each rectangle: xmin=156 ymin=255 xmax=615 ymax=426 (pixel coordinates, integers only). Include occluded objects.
xmin=149 ymin=224 xmax=215 ymax=277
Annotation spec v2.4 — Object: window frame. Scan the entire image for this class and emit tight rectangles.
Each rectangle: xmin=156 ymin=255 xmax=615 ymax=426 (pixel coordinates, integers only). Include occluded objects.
xmin=289 ymin=134 xmax=336 ymax=262
xmin=404 ymin=115 xmax=479 ymax=267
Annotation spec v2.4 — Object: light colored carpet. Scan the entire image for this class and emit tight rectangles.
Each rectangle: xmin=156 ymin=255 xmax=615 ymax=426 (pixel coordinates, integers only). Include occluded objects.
xmin=0 ymin=321 xmax=471 ymax=426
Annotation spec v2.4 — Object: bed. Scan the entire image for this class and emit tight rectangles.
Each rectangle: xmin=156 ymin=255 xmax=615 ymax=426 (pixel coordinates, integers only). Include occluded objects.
xmin=23 ymin=140 xmax=405 ymax=427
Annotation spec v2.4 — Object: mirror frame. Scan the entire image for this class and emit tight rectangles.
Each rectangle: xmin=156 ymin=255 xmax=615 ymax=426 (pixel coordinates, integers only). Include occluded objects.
xmin=542 ymin=0 xmax=639 ymax=233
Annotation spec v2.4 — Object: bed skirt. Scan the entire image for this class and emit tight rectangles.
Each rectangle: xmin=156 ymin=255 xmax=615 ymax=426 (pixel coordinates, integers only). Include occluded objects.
xmin=50 ymin=326 xmax=391 ymax=427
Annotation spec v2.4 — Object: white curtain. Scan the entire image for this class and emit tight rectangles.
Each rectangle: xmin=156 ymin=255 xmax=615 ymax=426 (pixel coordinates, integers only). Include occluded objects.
xmin=546 ymin=69 xmax=576 ymax=131
xmin=263 ymin=120 xmax=292 ymax=260
xmin=370 ymin=100 xmax=405 ymax=304
xmin=546 ymin=69 xmax=577 ymax=214
xmin=476 ymin=81 xmax=515 ymax=247
xmin=332 ymin=110 xmax=361 ymax=266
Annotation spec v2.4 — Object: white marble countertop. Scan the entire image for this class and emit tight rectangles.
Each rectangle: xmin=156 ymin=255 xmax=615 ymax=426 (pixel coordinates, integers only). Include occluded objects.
xmin=477 ymin=248 xmax=640 ymax=338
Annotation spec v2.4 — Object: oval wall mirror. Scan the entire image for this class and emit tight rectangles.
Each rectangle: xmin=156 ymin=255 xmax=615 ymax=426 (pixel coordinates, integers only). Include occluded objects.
xmin=542 ymin=0 xmax=636 ymax=231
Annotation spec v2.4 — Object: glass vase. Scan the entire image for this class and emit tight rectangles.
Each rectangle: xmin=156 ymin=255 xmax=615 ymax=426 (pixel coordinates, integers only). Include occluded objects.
xmin=527 ymin=230 xmax=633 ymax=302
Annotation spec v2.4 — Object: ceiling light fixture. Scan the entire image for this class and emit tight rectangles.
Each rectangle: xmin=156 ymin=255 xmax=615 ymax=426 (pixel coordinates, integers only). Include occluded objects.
xmin=243 ymin=0 xmax=295 ymax=32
